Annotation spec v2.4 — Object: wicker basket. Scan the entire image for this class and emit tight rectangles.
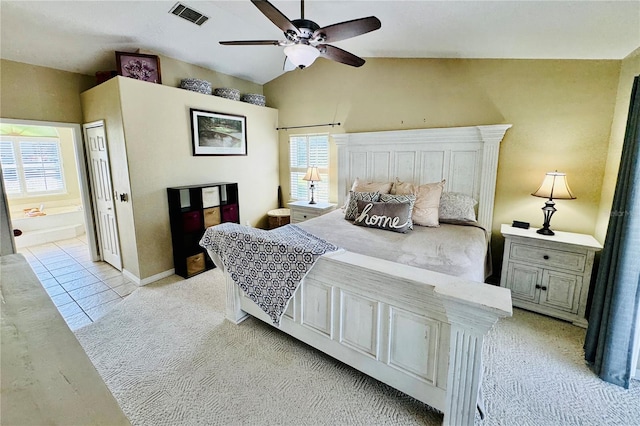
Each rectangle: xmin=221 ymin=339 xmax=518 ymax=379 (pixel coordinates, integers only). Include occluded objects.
xmin=267 ymin=208 xmax=290 ymax=229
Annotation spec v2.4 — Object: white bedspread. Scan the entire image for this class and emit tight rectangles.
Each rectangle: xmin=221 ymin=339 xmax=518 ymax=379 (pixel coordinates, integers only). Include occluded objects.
xmin=297 ymin=210 xmax=488 ymax=282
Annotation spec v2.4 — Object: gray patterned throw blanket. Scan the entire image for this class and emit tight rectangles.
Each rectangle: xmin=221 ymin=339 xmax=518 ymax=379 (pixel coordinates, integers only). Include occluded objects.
xmin=200 ymin=223 xmax=340 ymax=325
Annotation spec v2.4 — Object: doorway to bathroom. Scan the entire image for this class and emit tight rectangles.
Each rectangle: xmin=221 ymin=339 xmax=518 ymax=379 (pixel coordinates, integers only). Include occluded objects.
xmin=0 ymin=118 xmax=98 ymax=259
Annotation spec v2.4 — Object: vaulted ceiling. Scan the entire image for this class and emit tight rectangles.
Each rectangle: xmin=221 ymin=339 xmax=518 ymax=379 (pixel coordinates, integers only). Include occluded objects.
xmin=1 ymin=1 xmax=638 ymax=85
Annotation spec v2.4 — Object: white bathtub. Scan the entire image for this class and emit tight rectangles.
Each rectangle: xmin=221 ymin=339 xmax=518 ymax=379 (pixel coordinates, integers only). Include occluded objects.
xmin=12 ymin=205 xmax=86 ymax=248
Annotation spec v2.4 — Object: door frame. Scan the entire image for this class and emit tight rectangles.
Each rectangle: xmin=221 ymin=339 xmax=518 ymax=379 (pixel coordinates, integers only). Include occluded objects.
xmin=0 ymin=118 xmax=100 ymax=261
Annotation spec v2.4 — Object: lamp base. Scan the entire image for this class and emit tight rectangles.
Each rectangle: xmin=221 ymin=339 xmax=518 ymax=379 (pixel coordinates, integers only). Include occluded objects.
xmin=537 ymin=199 xmax=557 ymax=236
xmin=308 ymin=200 xmax=317 ymax=205
xmin=536 ymin=227 xmax=555 ymax=236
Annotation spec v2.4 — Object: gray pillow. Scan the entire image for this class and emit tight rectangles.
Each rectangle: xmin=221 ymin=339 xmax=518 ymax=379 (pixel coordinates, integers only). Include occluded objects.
xmin=439 ymin=192 xmax=477 ymax=221
xmin=379 ymin=193 xmax=416 ymax=229
xmin=345 ymin=191 xmax=379 ymax=221
xmin=353 ymin=200 xmax=412 ymax=233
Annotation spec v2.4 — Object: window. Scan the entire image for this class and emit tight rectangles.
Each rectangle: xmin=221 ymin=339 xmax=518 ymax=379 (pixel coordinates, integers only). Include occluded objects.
xmin=289 ymin=134 xmax=329 ymax=202
xmin=0 ymin=137 xmax=66 ymax=197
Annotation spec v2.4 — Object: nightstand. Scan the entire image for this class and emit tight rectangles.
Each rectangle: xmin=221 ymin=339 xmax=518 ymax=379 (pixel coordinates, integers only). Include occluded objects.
xmin=288 ymin=200 xmax=336 ymax=223
xmin=499 ymin=224 xmax=602 ymax=328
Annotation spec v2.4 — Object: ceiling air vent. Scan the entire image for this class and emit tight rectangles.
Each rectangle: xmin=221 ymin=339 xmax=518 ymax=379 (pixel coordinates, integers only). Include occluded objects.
xmin=169 ymin=2 xmax=209 ymax=26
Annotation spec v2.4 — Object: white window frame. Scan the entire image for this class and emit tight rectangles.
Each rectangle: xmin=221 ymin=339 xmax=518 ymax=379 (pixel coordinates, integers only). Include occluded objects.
xmin=289 ymin=133 xmax=329 ymax=202
xmin=0 ymin=136 xmax=66 ymax=198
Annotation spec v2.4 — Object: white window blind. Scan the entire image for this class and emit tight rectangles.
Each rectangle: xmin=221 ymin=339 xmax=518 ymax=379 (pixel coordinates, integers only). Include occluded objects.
xmin=0 ymin=137 xmax=65 ymax=197
xmin=289 ymin=134 xmax=329 ymax=202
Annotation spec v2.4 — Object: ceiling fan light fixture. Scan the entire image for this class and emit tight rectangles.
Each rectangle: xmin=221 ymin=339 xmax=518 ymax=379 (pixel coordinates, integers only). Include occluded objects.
xmin=284 ymin=44 xmax=320 ymax=69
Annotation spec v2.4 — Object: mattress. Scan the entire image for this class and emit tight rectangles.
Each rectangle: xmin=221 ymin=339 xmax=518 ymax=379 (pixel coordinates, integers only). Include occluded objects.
xmin=297 ymin=209 xmax=488 ymax=282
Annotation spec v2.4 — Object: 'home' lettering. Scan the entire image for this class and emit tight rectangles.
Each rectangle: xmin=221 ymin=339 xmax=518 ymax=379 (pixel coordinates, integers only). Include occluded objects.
xmin=356 ymin=203 xmax=409 ymax=229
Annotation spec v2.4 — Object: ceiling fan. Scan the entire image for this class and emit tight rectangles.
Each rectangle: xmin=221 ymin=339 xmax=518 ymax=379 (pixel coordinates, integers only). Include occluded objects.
xmin=220 ymin=0 xmax=381 ymax=70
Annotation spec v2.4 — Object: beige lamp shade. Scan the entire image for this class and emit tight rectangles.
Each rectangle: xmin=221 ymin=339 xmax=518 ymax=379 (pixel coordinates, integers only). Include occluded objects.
xmin=532 ymin=171 xmax=576 ymax=200
xmin=302 ymin=166 xmax=321 ymax=182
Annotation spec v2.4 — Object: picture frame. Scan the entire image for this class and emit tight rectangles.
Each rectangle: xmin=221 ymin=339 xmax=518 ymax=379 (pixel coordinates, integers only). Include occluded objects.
xmin=190 ymin=109 xmax=247 ymax=156
xmin=115 ymin=51 xmax=162 ymax=84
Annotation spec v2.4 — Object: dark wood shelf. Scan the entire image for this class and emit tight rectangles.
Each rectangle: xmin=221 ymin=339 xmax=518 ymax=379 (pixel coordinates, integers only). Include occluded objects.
xmin=167 ymin=183 xmax=239 ymax=278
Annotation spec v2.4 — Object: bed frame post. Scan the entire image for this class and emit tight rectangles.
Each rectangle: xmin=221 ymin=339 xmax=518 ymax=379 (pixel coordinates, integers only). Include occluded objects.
xmin=224 ymin=273 xmax=249 ymax=324
xmin=476 ymin=124 xmax=512 ymax=235
xmin=206 ymin=249 xmax=249 ymax=324
xmin=438 ymin=293 xmax=510 ymax=426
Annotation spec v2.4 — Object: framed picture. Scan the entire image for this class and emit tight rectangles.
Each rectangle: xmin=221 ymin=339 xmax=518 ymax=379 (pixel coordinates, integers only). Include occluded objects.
xmin=190 ymin=109 xmax=247 ymax=156
xmin=115 ymin=51 xmax=162 ymax=84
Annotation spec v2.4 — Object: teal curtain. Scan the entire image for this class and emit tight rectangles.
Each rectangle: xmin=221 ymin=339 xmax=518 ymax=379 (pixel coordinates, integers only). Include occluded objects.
xmin=584 ymin=75 xmax=640 ymax=389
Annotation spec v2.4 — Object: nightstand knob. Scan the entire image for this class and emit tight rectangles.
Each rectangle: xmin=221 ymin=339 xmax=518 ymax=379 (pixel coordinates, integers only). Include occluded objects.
xmin=543 ymin=255 xmax=550 ymax=260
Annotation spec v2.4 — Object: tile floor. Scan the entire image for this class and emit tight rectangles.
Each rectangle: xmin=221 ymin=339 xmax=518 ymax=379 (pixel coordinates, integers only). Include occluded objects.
xmin=18 ymin=235 xmax=138 ymax=331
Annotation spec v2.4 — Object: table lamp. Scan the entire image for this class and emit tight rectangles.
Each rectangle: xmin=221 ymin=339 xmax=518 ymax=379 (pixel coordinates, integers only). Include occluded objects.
xmin=302 ymin=166 xmax=321 ymax=204
xmin=531 ymin=171 xmax=576 ymax=235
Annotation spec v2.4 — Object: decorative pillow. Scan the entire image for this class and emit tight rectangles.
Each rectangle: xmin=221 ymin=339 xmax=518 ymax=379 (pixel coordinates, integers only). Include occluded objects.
xmin=352 ymin=177 xmax=393 ymax=194
xmin=379 ymin=193 xmax=416 ymax=229
xmin=391 ymin=178 xmax=416 ymax=195
xmin=345 ymin=191 xmax=380 ymax=221
xmin=410 ymin=180 xmax=446 ymax=227
xmin=354 ymin=200 xmax=412 ymax=233
xmin=439 ymin=192 xmax=477 ymax=222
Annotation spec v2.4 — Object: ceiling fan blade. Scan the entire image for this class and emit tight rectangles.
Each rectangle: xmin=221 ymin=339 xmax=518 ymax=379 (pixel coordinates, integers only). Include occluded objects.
xmin=251 ymin=0 xmax=300 ymax=35
xmin=220 ymin=40 xmax=283 ymax=46
xmin=313 ymin=16 xmax=381 ymax=44
xmin=318 ymin=44 xmax=365 ymax=67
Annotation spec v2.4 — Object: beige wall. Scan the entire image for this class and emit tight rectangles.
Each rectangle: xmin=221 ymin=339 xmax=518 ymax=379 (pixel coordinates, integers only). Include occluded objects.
xmin=81 ymin=78 xmax=140 ymax=277
xmin=265 ymin=58 xmax=620 ymax=275
xmin=139 ymin=51 xmax=264 ymax=99
xmin=594 ymin=48 xmax=640 ymax=241
xmin=82 ymin=77 xmax=278 ymax=281
xmin=0 ymin=59 xmax=94 ymax=123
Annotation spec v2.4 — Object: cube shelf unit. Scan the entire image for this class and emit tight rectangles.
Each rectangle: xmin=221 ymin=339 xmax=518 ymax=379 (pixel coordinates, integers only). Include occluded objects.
xmin=167 ymin=182 xmax=239 ymax=278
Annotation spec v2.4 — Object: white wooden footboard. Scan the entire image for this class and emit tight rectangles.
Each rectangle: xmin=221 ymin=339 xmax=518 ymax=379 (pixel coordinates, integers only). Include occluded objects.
xmin=209 ymin=249 xmax=512 ymax=426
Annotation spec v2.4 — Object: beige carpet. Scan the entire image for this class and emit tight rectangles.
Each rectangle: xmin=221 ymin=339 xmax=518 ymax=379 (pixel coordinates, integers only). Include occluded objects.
xmin=75 ymin=268 xmax=640 ymax=426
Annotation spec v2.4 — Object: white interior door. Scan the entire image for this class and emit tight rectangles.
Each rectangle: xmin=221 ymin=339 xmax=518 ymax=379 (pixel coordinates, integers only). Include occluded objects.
xmin=83 ymin=121 xmax=122 ymax=270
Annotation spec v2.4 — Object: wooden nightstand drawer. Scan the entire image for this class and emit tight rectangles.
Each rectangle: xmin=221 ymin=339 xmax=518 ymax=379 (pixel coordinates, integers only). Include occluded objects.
xmin=186 ymin=252 xmax=206 ymax=276
xmin=292 ymin=210 xmax=316 ymax=222
xmin=510 ymin=243 xmax=586 ymax=272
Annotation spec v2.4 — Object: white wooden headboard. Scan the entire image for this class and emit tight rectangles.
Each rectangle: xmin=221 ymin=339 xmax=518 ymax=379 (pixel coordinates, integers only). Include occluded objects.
xmin=332 ymin=124 xmax=512 ymax=233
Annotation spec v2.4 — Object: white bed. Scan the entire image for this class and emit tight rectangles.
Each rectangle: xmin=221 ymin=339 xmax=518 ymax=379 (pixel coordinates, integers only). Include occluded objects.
xmin=206 ymin=124 xmax=513 ymax=425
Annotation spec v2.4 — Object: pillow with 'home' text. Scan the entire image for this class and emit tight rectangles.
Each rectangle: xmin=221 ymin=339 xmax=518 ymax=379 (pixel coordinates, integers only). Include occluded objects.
xmin=354 ymin=200 xmax=412 ymax=233
xmin=379 ymin=193 xmax=416 ymax=230
xmin=345 ymin=191 xmax=380 ymax=221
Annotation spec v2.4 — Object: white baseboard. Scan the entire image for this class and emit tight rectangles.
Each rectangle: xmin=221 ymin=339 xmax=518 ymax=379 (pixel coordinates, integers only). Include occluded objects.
xmin=123 ymin=268 xmax=175 ymax=286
